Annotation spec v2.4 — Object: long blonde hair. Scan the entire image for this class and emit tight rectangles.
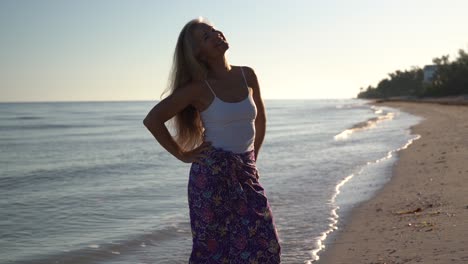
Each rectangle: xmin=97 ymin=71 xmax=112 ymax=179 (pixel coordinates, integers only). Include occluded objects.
xmin=161 ymin=17 xmax=211 ymax=151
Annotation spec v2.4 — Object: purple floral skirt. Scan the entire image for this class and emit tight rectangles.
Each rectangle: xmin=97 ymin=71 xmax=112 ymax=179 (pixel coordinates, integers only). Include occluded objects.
xmin=188 ymin=146 xmax=281 ymax=264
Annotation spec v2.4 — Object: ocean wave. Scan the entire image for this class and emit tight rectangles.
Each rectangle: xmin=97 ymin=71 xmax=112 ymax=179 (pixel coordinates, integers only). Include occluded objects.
xmin=0 ymin=161 xmax=142 ymax=192
xmin=0 ymin=124 xmax=95 ymax=131
xmin=11 ymin=224 xmax=189 ymax=264
xmin=335 ymin=103 xmax=369 ymax=109
xmin=13 ymin=116 xmax=43 ymax=120
xmin=334 ymin=110 xmax=395 ymax=141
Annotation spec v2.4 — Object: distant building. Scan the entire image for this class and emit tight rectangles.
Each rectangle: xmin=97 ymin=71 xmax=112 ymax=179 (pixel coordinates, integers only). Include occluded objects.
xmin=423 ymin=65 xmax=438 ymax=83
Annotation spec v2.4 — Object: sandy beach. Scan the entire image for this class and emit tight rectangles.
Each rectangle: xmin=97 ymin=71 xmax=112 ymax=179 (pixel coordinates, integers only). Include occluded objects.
xmin=317 ymin=101 xmax=468 ymax=264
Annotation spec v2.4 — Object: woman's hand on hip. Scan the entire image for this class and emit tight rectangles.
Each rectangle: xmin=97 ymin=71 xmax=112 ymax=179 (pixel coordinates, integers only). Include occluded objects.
xmin=178 ymin=141 xmax=212 ymax=164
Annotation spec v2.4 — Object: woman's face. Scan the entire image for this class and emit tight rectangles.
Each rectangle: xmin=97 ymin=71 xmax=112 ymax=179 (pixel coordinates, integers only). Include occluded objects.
xmin=192 ymin=23 xmax=229 ymax=62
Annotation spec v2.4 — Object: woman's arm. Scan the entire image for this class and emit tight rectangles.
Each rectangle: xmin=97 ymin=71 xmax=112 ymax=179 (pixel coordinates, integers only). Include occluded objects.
xmin=245 ymin=67 xmax=266 ymax=161
xmin=143 ymin=82 xmax=211 ymax=163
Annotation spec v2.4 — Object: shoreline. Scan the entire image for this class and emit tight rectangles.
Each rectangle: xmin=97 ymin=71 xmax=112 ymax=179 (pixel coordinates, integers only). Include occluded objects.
xmin=371 ymin=96 xmax=468 ymax=106
xmin=316 ymin=101 xmax=468 ymax=263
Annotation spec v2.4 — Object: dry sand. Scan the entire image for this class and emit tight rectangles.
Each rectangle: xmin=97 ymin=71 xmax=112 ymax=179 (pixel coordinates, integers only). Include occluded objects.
xmin=317 ymin=101 xmax=468 ymax=264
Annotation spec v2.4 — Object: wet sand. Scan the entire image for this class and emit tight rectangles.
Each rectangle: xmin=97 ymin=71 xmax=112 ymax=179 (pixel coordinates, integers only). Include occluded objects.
xmin=317 ymin=101 xmax=468 ymax=264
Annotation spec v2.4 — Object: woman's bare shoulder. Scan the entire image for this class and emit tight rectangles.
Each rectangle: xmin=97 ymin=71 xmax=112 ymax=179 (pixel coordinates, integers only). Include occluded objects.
xmin=236 ymin=65 xmax=256 ymax=81
xmin=233 ymin=65 xmax=255 ymax=73
xmin=174 ymin=80 xmax=208 ymax=110
xmin=235 ymin=65 xmax=258 ymax=87
xmin=172 ymin=80 xmax=206 ymax=98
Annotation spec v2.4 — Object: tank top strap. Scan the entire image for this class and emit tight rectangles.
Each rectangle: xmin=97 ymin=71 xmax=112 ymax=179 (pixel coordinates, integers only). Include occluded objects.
xmin=204 ymin=80 xmax=217 ymax=97
xmin=240 ymin=66 xmax=249 ymax=89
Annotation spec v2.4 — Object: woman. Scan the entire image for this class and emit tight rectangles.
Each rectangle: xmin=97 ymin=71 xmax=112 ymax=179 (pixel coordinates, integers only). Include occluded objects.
xmin=143 ymin=17 xmax=281 ymax=263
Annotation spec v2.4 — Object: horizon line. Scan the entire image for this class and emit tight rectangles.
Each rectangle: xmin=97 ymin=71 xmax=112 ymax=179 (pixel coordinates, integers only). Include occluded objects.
xmin=0 ymin=98 xmax=360 ymax=104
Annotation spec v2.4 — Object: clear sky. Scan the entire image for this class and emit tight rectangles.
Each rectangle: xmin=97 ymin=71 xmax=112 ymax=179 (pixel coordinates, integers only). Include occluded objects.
xmin=1 ymin=0 xmax=468 ymax=102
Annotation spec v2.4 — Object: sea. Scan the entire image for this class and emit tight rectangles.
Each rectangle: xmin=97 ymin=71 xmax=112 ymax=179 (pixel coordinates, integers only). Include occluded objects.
xmin=0 ymin=99 xmax=422 ymax=264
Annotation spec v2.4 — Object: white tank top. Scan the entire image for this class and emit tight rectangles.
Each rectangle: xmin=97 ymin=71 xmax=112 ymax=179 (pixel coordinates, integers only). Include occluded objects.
xmin=200 ymin=67 xmax=257 ymax=153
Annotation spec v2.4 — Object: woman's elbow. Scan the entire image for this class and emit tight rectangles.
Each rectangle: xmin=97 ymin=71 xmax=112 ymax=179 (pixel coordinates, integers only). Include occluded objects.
xmin=143 ymin=115 xmax=162 ymax=130
xmin=143 ymin=115 xmax=151 ymax=125
xmin=143 ymin=116 xmax=152 ymax=127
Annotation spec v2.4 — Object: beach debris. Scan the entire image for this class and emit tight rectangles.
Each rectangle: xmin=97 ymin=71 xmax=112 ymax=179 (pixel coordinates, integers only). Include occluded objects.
xmin=394 ymin=207 xmax=422 ymax=215
xmin=416 ymin=221 xmax=434 ymax=227
xmin=407 ymin=220 xmax=435 ymax=232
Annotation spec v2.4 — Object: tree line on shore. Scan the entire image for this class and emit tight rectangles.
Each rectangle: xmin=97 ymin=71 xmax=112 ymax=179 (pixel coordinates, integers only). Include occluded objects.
xmin=357 ymin=47 xmax=468 ymax=99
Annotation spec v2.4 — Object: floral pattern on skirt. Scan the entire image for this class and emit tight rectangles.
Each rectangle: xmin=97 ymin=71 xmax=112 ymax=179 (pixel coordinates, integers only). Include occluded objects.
xmin=188 ymin=146 xmax=281 ymax=264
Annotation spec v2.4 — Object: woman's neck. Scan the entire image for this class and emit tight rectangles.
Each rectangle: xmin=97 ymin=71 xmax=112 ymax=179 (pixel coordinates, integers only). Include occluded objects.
xmin=207 ymin=57 xmax=232 ymax=80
